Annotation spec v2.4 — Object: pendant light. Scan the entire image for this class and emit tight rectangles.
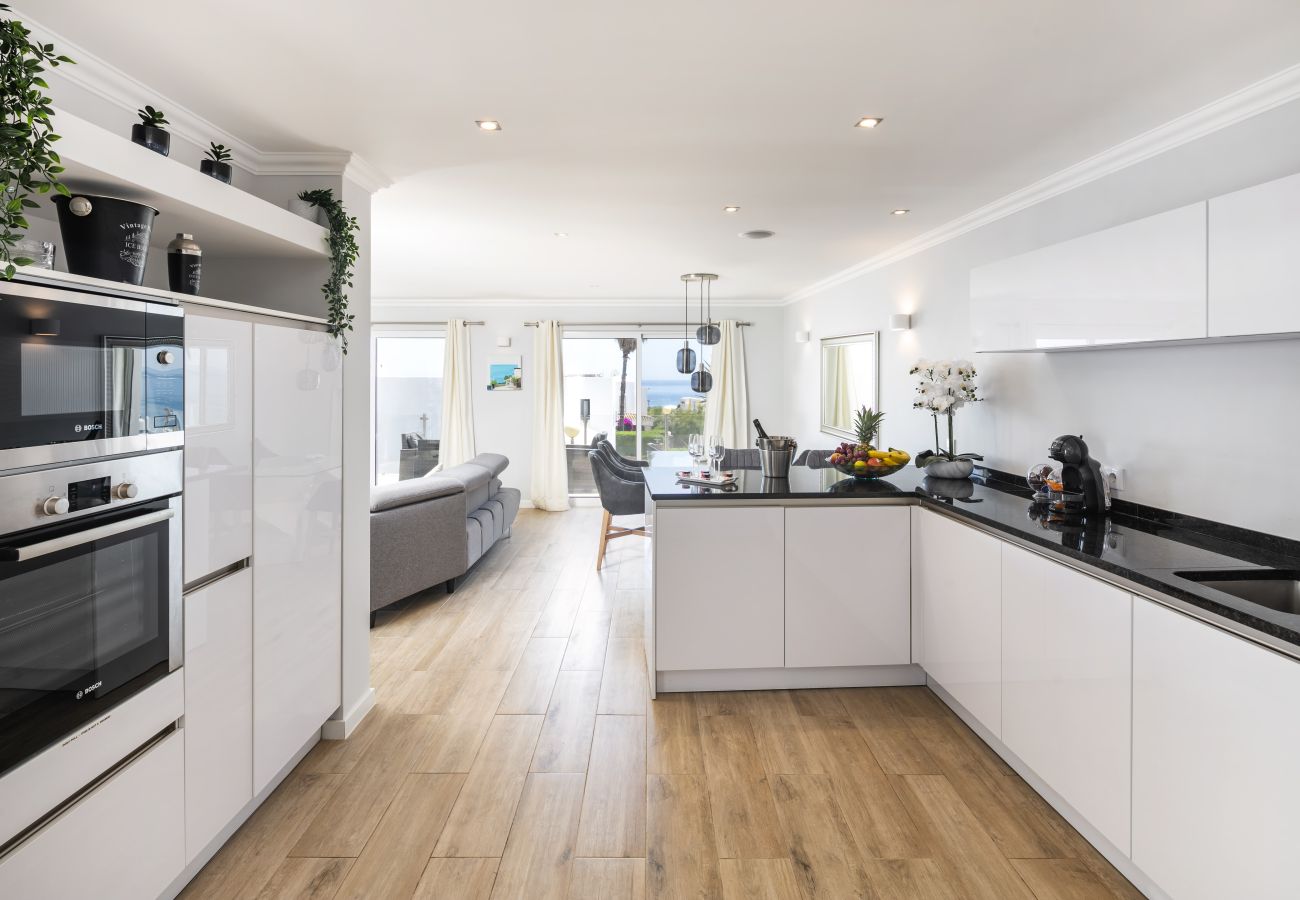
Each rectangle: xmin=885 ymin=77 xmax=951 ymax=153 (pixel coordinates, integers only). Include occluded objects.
xmin=696 ymin=273 xmax=721 ymax=345
xmin=690 ymin=274 xmax=716 ymax=393
xmin=675 ymin=274 xmax=697 ymax=374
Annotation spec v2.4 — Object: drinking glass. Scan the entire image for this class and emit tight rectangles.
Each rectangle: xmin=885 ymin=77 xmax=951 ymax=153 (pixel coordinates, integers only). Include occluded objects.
xmin=688 ymin=434 xmax=700 ymax=461
xmin=709 ymin=437 xmax=725 ymax=472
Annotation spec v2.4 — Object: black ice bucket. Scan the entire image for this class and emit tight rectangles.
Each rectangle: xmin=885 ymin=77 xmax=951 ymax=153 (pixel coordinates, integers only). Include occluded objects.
xmin=53 ymin=193 xmax=160 ymax=285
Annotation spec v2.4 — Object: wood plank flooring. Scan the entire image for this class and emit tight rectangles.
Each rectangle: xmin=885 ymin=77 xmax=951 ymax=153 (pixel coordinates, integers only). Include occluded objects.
xmin=181 ymin=506 xmax=1143 ymax=900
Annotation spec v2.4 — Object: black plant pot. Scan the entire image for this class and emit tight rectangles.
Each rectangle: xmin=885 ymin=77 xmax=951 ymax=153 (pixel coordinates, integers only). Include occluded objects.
xmin=131 ymin=123 xmax=171 ymax=156
xmin=52 ymin=193 xmax=159 ymax=285
xmin=200 ymin=159 xmax=232 ymax=184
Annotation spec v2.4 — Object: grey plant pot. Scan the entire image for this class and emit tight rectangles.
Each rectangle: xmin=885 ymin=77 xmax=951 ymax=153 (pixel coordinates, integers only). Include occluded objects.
xmin=925 ymin=458 xmax=975 ymax=479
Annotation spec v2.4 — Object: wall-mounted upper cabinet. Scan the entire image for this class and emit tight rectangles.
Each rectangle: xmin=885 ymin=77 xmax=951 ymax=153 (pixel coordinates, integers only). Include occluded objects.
xmin=970 ymin=203 xmax=1208 ymax=352
xmin=1208 ymin=171 xmax=1300 ymax=338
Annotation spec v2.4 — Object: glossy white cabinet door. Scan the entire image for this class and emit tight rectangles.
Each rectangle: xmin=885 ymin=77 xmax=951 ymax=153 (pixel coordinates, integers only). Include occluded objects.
xmin=1002 ymin=544 xmax=1132 ymax=854
xmin=0 ymin=732 xmax=184 ymax=900
xmin=184 ymin=568 xmax=253 ymax=862
xmin=915 ymin=509 xmax=1002 ymax=735
xmin=252 ymin=324 xmax=342 ymax=792
xmin=1133 ymin=600 xmax=1300 ymax=900
xmin=971 ymin=202 xmax=1207 ymax=351
xmin=1209 ymin=171 xmax=1300 ymax=337
xmin=655 ymin=506 xmax=784 ymax=671
xmin=785 ymin=506 xmax=910 ymax=667
xmin=183 ymin=312 xmax=253 ymax=583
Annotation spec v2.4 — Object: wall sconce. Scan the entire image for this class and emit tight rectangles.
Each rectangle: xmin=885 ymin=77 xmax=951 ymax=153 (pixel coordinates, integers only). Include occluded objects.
xmin=794 ymin=330 xmax=810 ymax=343
xmin=889 ymin=314 xmax=912 ymax=332
xmin=30 ymin=318 xmax=60 ymax=336
xmin=496 ymin=335 xmax=512 ymax=348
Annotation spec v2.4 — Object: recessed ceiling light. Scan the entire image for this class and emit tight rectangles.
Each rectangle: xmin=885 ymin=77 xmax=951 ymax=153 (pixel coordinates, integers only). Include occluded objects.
xmin=740 ymin=230 xmax=775 ymax=240
xmin=854 ymin=117 xmax=884 ymax=129
xmin=554 ymin=232 xmax=568 ymax=238
xmin=475 ymin=119 xmax=502 ymax=131
xmin=723 ymin=205 xmax=741 ymax=213
xmin=891 ymin=208 xmax=909 ymax=216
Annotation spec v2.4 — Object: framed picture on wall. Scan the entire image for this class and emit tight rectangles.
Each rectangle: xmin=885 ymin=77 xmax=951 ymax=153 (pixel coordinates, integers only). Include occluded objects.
xmin=487 ymin=356 xmax=522 ymax=391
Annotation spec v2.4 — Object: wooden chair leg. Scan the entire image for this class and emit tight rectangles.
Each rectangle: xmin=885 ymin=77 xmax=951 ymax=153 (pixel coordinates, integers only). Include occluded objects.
xmin=596 ymin=508 xmax=611 ymax=570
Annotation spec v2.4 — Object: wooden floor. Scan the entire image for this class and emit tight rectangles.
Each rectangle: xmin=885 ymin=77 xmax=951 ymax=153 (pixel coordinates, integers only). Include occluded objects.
xmin=182 ymin=507 xmax=1143 ymax=900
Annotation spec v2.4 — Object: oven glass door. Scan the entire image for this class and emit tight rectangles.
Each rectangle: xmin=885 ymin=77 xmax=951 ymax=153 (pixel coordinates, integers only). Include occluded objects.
xmin=0 ymin=287 xmax=150 ymax=467
xmin=0 ymin=499 xmax=173 ymax=777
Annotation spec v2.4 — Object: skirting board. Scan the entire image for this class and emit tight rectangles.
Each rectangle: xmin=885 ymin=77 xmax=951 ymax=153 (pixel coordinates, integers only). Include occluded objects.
xmin=656 ymin=663 xmax=925 ymax=693
xmin=322 ymin=686 xmax=375 ymax=740
xmin=926 ymin=678 xmax=1169 ymax=900
xmin=160 ymin=728 xmax=320 ymax=899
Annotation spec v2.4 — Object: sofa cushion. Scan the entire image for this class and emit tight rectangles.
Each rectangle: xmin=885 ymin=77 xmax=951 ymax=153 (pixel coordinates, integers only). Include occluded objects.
xmin=471 ymin=508 xmax=497 ymax=550
xmin=497 ymin=487 xmax=521 ymax=532
xmin=370 ymin=473 xmax=464 ymax=513
xmin=466 ymin=517 xmax=483 ymax=568
xmin=484 ymin=498 xmax=505 ymax=539
xmin=440 ymin=462 xmax=493 ymax=512
xmin=470 ymin=452 xmax=509 ymax=478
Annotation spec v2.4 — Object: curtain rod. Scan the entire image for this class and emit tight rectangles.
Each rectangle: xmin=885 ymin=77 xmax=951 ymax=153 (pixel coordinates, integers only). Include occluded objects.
xmin=523 ymin=320 xmax=752 ymax=327
xmin=387 ymin=320 xmax=485 ymax=326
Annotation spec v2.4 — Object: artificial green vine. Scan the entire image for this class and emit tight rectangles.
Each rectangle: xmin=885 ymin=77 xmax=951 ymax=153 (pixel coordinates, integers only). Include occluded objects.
xmin=299 ymin=188 xmax=358 ymax=352
xmin=1 ymin=3 xmax=73 ymax=279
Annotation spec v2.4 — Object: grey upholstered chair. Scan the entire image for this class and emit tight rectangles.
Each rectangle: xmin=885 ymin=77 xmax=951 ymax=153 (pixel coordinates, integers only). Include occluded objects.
xmin=597 ymin=438 xmax=649 ymax=469
xmin=795 ymin=449 xmax=834 ymax=468
xmin=719 ymin=448 xmax=761 ymax=469
xmin=589 ymin=449 xmax=647 ymax=570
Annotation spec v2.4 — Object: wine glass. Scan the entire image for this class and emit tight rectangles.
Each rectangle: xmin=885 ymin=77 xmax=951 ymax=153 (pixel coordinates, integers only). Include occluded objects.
xmin=688 ymin=433 xmax=700 ymax=461
xmin=709 ymin=436 xmax=725 ymax=472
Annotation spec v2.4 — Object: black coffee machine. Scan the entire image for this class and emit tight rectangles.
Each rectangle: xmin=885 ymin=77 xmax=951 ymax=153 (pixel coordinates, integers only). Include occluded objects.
xmin=1048 ymin=434 xmax=1107 ymax=515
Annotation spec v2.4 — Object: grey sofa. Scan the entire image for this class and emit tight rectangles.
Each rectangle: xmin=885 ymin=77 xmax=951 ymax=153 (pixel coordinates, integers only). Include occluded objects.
xmin=369 ymin=452 xmax=521 ymax=617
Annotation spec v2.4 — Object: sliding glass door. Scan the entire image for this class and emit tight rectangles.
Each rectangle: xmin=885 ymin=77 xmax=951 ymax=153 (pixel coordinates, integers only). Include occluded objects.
xmin=372 ymin=331 xmax=445 ymax=485
xmin=561 ymin=331 xmax=710 ymax=496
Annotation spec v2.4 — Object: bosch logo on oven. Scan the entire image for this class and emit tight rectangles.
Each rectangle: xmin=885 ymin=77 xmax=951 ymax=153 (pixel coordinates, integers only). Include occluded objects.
xmin=73 ymin=423 xmax=103 ymax=434
xmin=75 ymin=681 xmax=102 ymax=700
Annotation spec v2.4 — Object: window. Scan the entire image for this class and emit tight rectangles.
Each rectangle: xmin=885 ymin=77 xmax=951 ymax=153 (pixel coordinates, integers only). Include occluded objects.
xmin=561 ymin=332 xmax=709 ymax=496
xmin=372 ymin=331 xmax=445 ymax=485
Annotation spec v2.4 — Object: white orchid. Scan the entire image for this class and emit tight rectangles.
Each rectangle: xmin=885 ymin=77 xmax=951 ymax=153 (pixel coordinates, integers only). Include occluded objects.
xmin=912 ymin=357 xmax=984 ymax=466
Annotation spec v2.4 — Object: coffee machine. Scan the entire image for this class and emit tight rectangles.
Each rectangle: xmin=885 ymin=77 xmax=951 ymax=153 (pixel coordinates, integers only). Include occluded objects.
xmin=1048 ymin=434 xmax=1108 ymax=515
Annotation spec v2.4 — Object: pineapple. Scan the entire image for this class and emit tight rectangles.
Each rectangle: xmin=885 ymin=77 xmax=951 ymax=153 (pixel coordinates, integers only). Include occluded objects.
xmin=853 ymin=406 xmax=885 ymax=449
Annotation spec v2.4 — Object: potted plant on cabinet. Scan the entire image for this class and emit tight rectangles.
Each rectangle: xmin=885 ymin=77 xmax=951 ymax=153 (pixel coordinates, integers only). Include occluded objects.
xmin=132 ymin=105 xmax=170 ymax=156
xmin=297 ymin=188 xmax=358 ymax=352
xmin=911 ymin=359 xmax=984 ymax=479
xmin=200 ymin=143 xmax=232 ymax=183
xmin=0 ymin=3 xmax=73 ymax=279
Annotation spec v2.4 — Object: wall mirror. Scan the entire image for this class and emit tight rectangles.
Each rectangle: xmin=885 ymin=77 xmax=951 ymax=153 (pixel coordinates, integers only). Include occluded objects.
xmin=820 ymin=332 xmax=879 ymax=440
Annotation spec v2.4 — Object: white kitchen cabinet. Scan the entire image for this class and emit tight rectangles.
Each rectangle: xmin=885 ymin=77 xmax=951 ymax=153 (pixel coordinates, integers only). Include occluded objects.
xmin=184 ymin=568 xmax=253 ymax=862
xmin=184 ymin=311 xmax=253 ymax=584
xmin=655 ymin=506 xmax=784 ymax=671
xmin=0 ymin=732 xmax=184 ymax=900
xmin=914 ymin=509 xmax=1002 ymax=735
xmin=970 ymin=202 xmax=1207 ymax=351
xmin=1209 ymin=170 xmax=1300 ymax=337
xmin=1001 ymin=544 xmax=1132 ymax=854
xmin=252 ymin=323 xmax=343 ymax=792
xmin=785 ymin=506 xmax=910 ymax=668
xmin=1132 ymin=599 xmax=1300 ymax=900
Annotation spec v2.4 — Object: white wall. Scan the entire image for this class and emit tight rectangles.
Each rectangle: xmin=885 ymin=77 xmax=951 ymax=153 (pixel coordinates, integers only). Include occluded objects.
xmin=372 ymin=302 xmax=786 ymax=503
xmin=785 ymin=98 xmax=1300 ymax=541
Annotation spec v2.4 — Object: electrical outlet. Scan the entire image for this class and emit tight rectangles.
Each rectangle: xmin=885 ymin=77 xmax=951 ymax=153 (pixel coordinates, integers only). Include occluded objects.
xmin=1100 ymin=465 xmax=1125 ymax=492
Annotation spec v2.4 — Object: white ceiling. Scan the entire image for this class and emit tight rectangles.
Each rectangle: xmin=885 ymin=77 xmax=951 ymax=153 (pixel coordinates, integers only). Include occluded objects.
xmin=26 ymin=1 xmax=1300 ymax=302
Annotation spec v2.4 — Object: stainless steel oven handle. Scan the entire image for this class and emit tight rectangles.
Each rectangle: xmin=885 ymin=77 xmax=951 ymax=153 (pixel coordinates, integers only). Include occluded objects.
xmin=1 ymin=509 xmax=175 ymax=562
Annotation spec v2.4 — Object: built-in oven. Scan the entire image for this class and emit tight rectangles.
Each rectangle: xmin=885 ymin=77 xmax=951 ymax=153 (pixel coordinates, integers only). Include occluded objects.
xmin=0 ymin=450 xmax=182 ymax=779
xmin=0 ymin=280 xmax=183 ymax=473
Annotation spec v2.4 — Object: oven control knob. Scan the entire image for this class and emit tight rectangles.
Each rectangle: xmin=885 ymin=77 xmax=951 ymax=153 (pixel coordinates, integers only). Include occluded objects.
xmin=156 ymin=350 xmax=175 ymax=365
xmin=42 ymin=496 xmax=70 ymax=516
xmin=115 ymin=482 xmax=139 ymax=500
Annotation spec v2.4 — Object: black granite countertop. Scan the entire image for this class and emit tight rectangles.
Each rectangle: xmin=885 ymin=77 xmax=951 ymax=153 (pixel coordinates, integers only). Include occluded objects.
xmin=645 ymin=464 xmax=1300 ymax=655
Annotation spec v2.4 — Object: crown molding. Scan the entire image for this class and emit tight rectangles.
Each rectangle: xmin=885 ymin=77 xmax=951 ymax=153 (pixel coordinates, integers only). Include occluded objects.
xmin=785 ymin=62 xmax=1300 ymax=305
xmin=14 ymin=6 xmax=392 ymax=190
xmin=372 ymin=296 xmax=786 ymax=309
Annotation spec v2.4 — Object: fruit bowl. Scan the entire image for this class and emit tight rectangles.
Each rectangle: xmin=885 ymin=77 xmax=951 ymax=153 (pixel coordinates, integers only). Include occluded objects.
xmin=827 ymin=443 xmax=910 ymax=480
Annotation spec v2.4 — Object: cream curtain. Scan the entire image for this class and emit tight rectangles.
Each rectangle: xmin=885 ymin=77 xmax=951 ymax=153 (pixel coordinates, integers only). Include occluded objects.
xmin=703 ymin=320 xmax=750 ymax=448
xmin=530 ymin=320 xmax=570 ymax=510
xmin=437 ymin=319 xmax=476 ymax=470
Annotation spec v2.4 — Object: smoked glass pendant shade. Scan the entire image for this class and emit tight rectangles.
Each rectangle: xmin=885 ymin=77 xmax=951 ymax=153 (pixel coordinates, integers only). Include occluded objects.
xmin=691 ymin=367 xmax=713 ymax=393
xmin=675 ymin=343 xmax=697 ymax=374
xmin=696 ymin=322 xmax=721 ymax=345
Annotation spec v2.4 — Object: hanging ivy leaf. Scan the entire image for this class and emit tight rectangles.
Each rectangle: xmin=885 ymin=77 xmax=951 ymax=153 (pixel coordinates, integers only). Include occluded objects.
xmin=0 ymin=3 xmax=73 ymax=278
xmin=298 ymin=188 xmax=358 ymax=353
